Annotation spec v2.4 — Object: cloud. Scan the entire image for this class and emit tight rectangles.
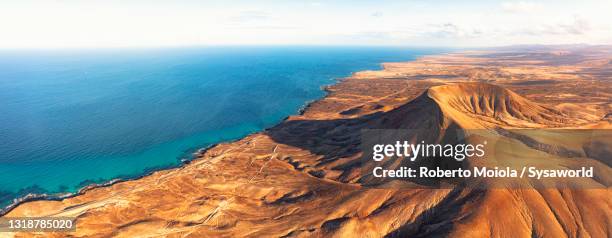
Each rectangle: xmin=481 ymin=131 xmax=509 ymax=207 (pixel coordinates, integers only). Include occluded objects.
xmin=337 ymin=29 xmax=422 ymax=44
xmin=227 ymin=25 xmax=303 ymax=30
xmin=559 ymin=16 xmax=591 ymax=35
xmin=2 ymin=1 xmax=609 ymax=48
xmin=229 ymin=11 xmax=270 ymax=23
xmin=350 ymin=31 xmax=393 ymax=39
xmin=338 ymin=23 xmax=488 ymax=45
xmin=517 ymin=16 xmax=591 ymax=36
xmin=427 ymin=23 xmax=483 ymax=38
xmin=501 ymin=1 xmax=540 ymax=13
xmin=371 ymin=12 xmax=383 ymax=17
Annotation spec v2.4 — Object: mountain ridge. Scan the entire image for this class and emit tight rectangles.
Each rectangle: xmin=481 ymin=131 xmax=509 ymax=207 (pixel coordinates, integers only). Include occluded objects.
xmin=3 ymin=47 xmax=611 ymax=237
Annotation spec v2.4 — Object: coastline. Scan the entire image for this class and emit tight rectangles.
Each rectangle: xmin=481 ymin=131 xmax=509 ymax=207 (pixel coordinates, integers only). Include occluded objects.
xmin=0 ymin=54 xmax=413 ymax=216
xmin=4 ymin=46 xmax=610 ymax=237
xmin=0 ymin=91 xmax=328 ymax=216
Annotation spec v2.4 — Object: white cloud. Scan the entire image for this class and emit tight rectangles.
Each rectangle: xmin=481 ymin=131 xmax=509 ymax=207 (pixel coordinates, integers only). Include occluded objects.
xmin=371 ymin=12 xmax=384 ymax=17
xmin=501 ymin=1 xmax=541 ymax=13
xmin=0 ymin=0 xmax=610 ymax=48
xmin=517 ymin=16 xmax=592 ymax=36
xmin=559 ymin=16 xmax=591 ymax=35
xmin=427 ymin=23 xmax=484 ymax=38
xmin=229 ymin=11 xmax=271 ymax=23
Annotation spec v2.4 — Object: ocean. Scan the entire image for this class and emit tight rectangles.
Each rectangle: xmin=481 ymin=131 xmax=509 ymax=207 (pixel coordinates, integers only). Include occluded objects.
xmin=0 ymin=46 xmax=443 ymax=207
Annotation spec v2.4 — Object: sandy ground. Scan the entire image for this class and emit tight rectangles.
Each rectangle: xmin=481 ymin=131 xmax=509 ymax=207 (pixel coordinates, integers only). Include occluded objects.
xmin=3 ymin=45 xmax=611 ymax=238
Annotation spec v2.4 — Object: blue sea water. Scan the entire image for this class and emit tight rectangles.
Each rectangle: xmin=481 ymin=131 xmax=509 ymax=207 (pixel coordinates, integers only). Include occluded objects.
xmin=0 ymin=46 xmax=443 ymax=207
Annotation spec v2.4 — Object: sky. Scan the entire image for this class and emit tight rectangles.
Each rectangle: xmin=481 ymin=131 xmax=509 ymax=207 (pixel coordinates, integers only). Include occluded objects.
xmin=0 ymin=0 xmax=611 ymax=48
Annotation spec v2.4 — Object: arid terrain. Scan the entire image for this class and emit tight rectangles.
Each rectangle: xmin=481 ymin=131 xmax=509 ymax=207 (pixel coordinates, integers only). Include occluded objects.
xmin=3 ymin=45 xmax=611 ymax=237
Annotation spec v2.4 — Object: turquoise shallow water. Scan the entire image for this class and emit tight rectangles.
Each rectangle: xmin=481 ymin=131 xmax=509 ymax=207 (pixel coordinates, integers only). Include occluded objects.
xmin=0 ymin=46 xmax=444 ymax=207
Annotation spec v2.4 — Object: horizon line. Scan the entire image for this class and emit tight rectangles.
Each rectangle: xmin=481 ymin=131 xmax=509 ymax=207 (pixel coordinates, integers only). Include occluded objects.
xmin=0 ymin=43 xmax=608 ymax=51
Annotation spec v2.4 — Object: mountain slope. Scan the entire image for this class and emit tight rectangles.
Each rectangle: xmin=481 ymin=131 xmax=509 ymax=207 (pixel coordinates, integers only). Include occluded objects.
xmin=3 ymin=49 xmax=611 ymax=238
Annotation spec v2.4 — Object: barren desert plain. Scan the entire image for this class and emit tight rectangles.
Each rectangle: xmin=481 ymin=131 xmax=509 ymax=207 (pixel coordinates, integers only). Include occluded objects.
xmin=2 ymin=45 xmax=611 ymax=237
